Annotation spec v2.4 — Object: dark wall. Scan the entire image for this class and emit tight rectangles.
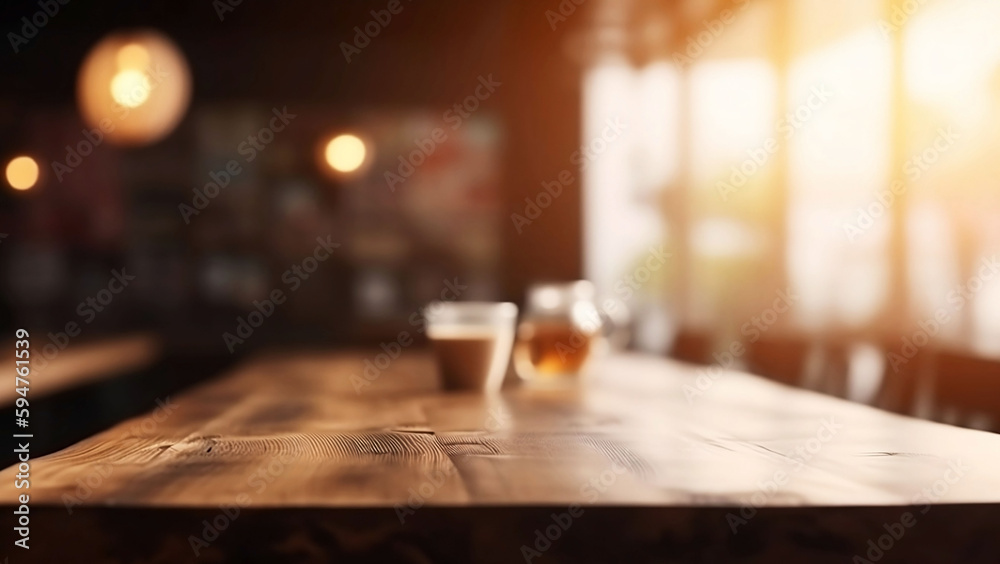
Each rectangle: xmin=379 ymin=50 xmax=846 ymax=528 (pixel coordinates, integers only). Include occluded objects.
xmin=0 ymin=0 xmax=583 ymax=343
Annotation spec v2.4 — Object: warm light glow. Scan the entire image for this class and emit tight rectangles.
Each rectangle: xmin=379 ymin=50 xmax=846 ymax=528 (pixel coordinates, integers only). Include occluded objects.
xmin=78 ymin=31 xmax=191 ymax=146
xmin=116 ymin=43 xmax=150 ymax=70
xmin=904 ymin=0 xmax=1000 ymax=120
xmin=5 ymin=156 xmax=39 ymax=191
xmin=324 ymin=134 xmax=367 ymax=173
xmin=110 ymin=69 xmax=152 ymax=108
xmin=691 ymin=60 xmax=776 ymax=180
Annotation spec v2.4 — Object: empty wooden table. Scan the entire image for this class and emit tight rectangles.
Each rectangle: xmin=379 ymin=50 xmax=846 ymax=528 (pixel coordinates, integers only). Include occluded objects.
xmin=3 ymin=350 xmax=1000 ymax=563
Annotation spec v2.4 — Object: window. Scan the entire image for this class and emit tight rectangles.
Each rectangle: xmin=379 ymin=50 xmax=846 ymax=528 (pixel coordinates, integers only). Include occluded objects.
xmin=583 ymin=0 xmax=1000 ymax=357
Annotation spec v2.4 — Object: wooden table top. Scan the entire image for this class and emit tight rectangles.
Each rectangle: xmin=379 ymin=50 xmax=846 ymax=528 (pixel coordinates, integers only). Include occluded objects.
xmin=6 ymin=349 xmax=1000 ymax=509
xmin=0 ymin=333 xmax=160 ymax=404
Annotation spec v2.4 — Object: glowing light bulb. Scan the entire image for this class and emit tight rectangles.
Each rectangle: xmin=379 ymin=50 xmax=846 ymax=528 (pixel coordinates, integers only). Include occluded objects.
xmin=110 ymin=69 xmax=152 ymax=108
xmin=324 ymin=134 xmax=367 ymax=173
xmin=78 ymin=31 xmax=191 ymax=146
xmin=116 ymin=43 xmax=150 ymax=70
xmin=5 ymin=156 xmax=39 ymax=191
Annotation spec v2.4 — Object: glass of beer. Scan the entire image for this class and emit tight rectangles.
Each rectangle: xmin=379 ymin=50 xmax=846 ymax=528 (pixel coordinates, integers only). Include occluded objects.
xmin=514 ymin=281 xmax=604 ymax=384
xmin=424 ymin=302 xmax=518 ymax=393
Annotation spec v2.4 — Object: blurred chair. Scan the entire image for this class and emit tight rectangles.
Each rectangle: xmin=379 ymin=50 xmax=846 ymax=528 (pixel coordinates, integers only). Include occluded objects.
xmin=872 ymin=342 xmax=930 ymax=416
xmin=668 ymin=330 xmax=712 ymax=365
xmin=832 ymin=341 xmax=890 ymax=404
xmin=927 ymin=351 xmax=1000 ymax=432
xmin=744 ymin=337 xmax=812 ymax=388
xmin=805 ymin=341 xmax=851 ymax=398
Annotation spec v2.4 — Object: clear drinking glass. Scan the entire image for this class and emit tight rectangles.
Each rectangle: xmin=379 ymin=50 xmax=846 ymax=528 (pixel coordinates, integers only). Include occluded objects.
xmin=424 ymin=301 xmax=518 ymax=393
xmin=513 ymin=281 xmax=604 ymax=383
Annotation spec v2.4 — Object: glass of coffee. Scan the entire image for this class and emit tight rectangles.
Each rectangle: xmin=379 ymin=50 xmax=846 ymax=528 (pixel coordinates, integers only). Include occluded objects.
xmin=513 ymin=281 xmax=604 ymax=384
xmin=424 ymin=301 xmax=518 ymax=393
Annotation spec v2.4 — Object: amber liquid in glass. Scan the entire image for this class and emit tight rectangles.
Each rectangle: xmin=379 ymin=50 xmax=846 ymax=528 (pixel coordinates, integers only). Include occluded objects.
xmin=514 ymin=320 xmax=596 ymax=380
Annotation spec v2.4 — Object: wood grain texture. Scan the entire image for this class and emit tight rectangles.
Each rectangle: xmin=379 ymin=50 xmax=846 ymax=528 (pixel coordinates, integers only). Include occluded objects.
xmin=4 ymin=350 xmax=1000 ymax=511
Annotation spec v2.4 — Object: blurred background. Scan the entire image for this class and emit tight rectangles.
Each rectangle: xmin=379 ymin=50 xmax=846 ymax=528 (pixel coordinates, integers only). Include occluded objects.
xmin=2 ymin=0 xmax=1000 ymax=457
